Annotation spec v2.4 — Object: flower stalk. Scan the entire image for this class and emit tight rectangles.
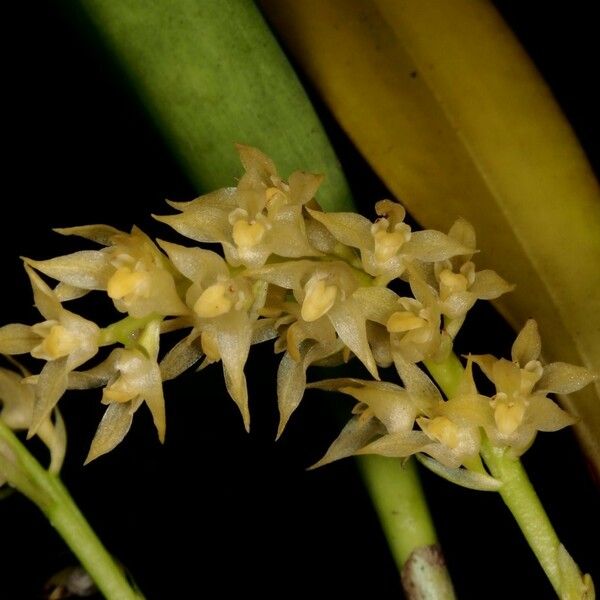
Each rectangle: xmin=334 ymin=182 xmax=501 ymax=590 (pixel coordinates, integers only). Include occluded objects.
xmin=0 ymin=419 xmax=142 ymax=600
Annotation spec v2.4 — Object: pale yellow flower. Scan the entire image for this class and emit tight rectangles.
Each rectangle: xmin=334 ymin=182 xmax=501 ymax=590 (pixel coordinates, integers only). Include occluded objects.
xmin=471 ymin=320 xmax=595 ymax=456
xmin=154 ymin=145 xmax=322 ymax=268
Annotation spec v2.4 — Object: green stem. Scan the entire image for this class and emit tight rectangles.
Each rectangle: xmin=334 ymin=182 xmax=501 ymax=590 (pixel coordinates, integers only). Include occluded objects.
xmin=478 ymin=439 xmax=561 ymax=592
xmin=0 ymin=419 xmax=141 ymax=600
xmin=358 ymin=455 xmax=456 ymax=599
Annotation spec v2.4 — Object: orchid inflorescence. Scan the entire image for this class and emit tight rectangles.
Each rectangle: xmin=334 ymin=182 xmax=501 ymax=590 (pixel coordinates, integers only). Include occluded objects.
xmin=0 ymin=146 xmax=594 ymax=484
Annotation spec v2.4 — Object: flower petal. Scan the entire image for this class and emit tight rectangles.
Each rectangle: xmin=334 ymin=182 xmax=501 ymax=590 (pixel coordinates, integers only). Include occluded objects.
xmin=309 ymin=415 xmax=383 ymax=469
xmin=160 ymin=332 xmax=203 ymax=381
xmin=158 ymin=240 xmax=228 ymax=284
xmin=403 ymin=230 xmax=471 ymax=261
xmin=54 ymin=224 xmax=123 ymax=246
xmin=511 ymin=319 xmax=541 ymax=364
xmin=29 ymin=357 xmax=69 ymax=437
xmin=306 ymin=208 xmax=373 ymax=250
xmin=537 ymin=362 xmax=597 ymax=394
xmin=470 ymin=269 xmax=514 ymax=300
xmin=0 ymin=323 xmax=40 ymax=355
xmin=25 ymin=252 xmax=113 ymax=290
xmin=415 ymin=453 xmax=502 ymax=491
xmin=85 ymin=401 xmax=138 ymax=464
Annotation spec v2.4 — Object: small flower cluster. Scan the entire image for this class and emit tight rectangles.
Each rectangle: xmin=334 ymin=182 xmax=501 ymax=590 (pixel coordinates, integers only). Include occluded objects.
xmin=0 ymin=146 xmax=594 ymax=481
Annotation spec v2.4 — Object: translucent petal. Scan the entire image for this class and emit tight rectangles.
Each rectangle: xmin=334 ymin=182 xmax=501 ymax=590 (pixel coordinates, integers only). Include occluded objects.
xmin=309 ymin=415 xmax=383 ymax=469
xmin=356 ymin=430 xmax=432 ymax=458
xmin=0 ymin=323 xmax=40 ymax=355
xmin=537 ymin=362 xmax=597 ymax=394
xmin=54 ymin=224 xmax=123 ymax=246
xmin=154 ymin=205 xmax=231 ymax=244
xmin=54 ymin=282 xmax=89 ymax=302
xmin=67 ymin=352 xmax=120 ymax=390
xmin=442 ymin=291 xmax=476 ymax=319
xmin=268 ymin=219 xmax=322 ymax=259
xmin=288 ymin=170 xmax=324 ymax=206
xmin=511 ymin=319 xmax=541 ymax=364
xmin=248 ymin=260 xmax=317 ymax=292
xmin=277 ymin=340 xmax=340 ymax=437
xmin=306 ymin=208 xmax=373 ymax=250
xmin=0 ymin=367 xmax=35 ymax=430
xmin=527 ymin=395 xmax=576 ymax=432
xmin=85 ymin=401 xmax=137 ymax=464
xmin=142 ymin=361 xmax=167 ymax=443
xmin=24 ymin=265 xmax=63 ymax=321
xmin=160 ymin=332 xmax=203 ymax=381
xmin=37 ymin=408 xmax=67 ymax=474
xmin=29 ymin=358 xmax=69 ymax=437
xmin=158 ymin=240 xmax=228 ymax=284
xmin=210 ymin=311 xmax=252 ymax=431
xmin=470 ymin=269 xmax=514 ymax=299
xmin=415 ymin=453 xmax=502 ymax=491
xmin=447 ymin=218 xmax=476 ymax=252
xmin=236 ymin=144 xmax=278 ymax=180
xmin=25 ymin=252 xmax=113 ymax=290
xmin=470 ymin=354 xmax=497 ymax=382
xmin=403 ymin=230 xmax=471 ymax=261
xmin=165 ymin=187 xmax=238 ymax=212
xmin=328 ymin=298 xmax=378 ymax=379
xmin=352 ymin=287 xmax=400 ymax=325
xmin=393 ymin=355 xmax=442 ymax=412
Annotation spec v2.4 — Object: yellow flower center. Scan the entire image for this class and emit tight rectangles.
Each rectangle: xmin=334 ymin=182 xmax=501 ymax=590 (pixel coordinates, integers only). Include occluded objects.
xmin=232 ymin=219 xmax=266 ymax=249
xmin=386 ymin=311 xmax=427 ymax=333
xmin=31 ymin=323 xmax=78 ymax=361
xmin=301 ymin=276 xmax=338 ymax=322
xmin=103 ymin=378 xmax=138 ymax=403
xmin=107 ymin=266 xmax=151 ymax=301
xmin=423 ymin=416 xmax=460 ymax=449
xmin=371 ymin=219 xmax=411 ymax=264
xmin=492 ymin=393 xmax=526 ymax=435
xmin=439 ymin=269 xmax=469 ymax=298
xmin=193 ymin=283 xmax=233 ymax=318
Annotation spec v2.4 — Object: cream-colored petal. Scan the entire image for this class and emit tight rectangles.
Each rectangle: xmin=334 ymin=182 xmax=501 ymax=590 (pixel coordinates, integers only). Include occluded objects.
xmin=0 ymin=323 xmax=40 ymax=355
xmin=470 ymin=354 xmax=497 ymax=383
xmin=209 ymin=311 xmax=252 ymax=431
xmin=25 ymin=252 xmax=113 ymax=290
xmin=277 ymin=340 xmax=341 ymax=438
xmin=511 ymin=319 xmax=541 ymax=365
xmin=403 ymin=230 xmax=471 ymax=261
xmin=527 ymin=395 xmax=576 ymax=432
xmin=415 ymin=453 xmax=502 ymax=491
xmin=236 ymin=144 xmax=278 ymax=180
xmin=352 ymin=287 xmax=401 ymax=325
xmin=0 ymin=367 xmax=35 ymax=430
xmin=288 ymin=170 xmax=324 ymax=206
xmin=306 ymin=208 xmax=373 ymax=250
xmin=442 ymin=291 xmax=476 ymax=319
xmin=23 ymin=265 xmax=63 ymax=321
xmin=142 ymin=362 xmax=167 ymax=443
xmin=160 ymin=332 xmax=203 ymax=381
xmin=158 ymin=240 xmax=229 ymax=284
xmin=154 ymin=206 xmax=232 ymax=245
xmin=29 ymin=358 xmax=69 ymax=437
xmin=328 ymin=298 xmax=378 ymax=379
xmin=269 ymin=219 xmax=322 ymax=259
xmin=537 ymin=362 xmax=596 ymax=394
xmin=54 ymin=282 xmax=89 ymax=302
xmin=393 ymin=355 xmax=442 ymax=412
xmin=36 ymin=408 xmax=67 ymax=474
xmin=309 ymin=415 xmax=383 ymax=469
xmin=85 ymin=401 xmax=137 ymax=464
xmin=54 ymin=224 xmax=123 ymax=246
xmin=447 ymin=218 xmax=476 ymax=252
xmin=470 ymin=269 xmax=514 ymax=300
xmin=356 ymin=430 xmax=432 ymax=458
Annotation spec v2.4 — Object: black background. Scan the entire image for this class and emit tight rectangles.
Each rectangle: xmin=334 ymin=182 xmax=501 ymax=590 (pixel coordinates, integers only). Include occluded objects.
xmin=1 ymin=2 xmax=599 ymax=599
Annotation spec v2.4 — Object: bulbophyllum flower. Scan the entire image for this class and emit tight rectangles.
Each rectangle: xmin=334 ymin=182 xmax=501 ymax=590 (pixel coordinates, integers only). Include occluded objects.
xmin=0 ymin=365 xmax=66 ymax=482
xmin=158 ymin=241 xmax=266 ymax=430
xmin=69 ymin=320 xmax=166 ymax=462
xmin=471 ymin=320 xmax=596 ymax=456
xmin=249 ymin=259 xmax=381 ymax=380
xmin=384 ymin=269 xmax=451 ymax=364
xmin=25 ymin=225 xmax=188 ymax=319
xmin=418 ymin=218 xmax=514 ymax=338
xmin=154 ymin=145 xmax=322 ymax=268
xmin=307 ymin=199 xmax=471 ymax=285
xmin=0 ymin=266 xmax=99 ymax=435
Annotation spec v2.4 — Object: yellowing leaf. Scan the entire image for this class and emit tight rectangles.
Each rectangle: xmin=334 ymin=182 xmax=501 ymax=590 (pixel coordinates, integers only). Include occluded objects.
xmin=260 ymin=0 xmax=600 ymax=473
